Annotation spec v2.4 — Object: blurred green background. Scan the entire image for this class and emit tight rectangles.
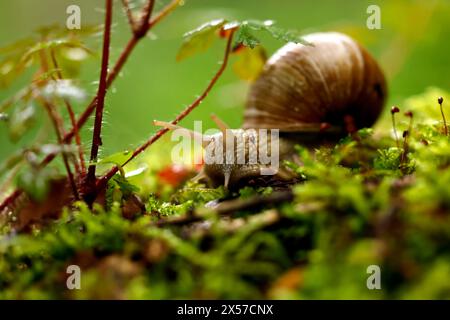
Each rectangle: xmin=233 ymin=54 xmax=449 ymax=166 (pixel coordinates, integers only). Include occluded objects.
xmin=1 ymin=0 xmax=449 ymax=163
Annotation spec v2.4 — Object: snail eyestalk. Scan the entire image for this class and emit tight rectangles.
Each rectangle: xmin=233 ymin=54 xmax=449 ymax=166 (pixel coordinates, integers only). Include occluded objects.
xmin=391 ymin=106 xmax=400 ymax=148
xmin=438 ymin=97 xmax=447 ymax=136
xmin=210 ymin=114 xmax=230 ymax=134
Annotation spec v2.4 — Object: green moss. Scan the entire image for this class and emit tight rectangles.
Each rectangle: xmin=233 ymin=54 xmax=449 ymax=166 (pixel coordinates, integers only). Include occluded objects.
xmin=1 ymin=89 xmax=450 ymax=299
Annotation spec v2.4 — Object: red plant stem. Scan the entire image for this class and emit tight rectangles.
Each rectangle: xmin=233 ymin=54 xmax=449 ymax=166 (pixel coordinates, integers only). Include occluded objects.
xmin=0 ymin=0 xmax=180 ymax=211
xmin=147 ymin=0 xmax=181 ymax=29
xmin=135 ymin=0 xmax=155 ymax=38
xmin=121 ymin=0 xmax=136 ymax=32
xmin=50 ymin=49 xmax=85 ymax=175
xmin=41 ymin=99 xmax=79 ymax=200
xmin=86 ymin=0 xmax=113 ymax=187
xmin=39 ymin=47 xmax=78 ymax=198
xmin=97 ymin=30 xmax=236 ymax=190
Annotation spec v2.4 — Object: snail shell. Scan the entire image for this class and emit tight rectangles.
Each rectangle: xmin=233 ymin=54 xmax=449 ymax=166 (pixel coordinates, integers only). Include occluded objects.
xmin=243 ymin=32 xmax=387 ymax=133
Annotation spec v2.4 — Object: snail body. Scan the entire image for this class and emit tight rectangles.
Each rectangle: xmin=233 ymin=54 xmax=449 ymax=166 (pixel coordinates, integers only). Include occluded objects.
xmin=156 ymin=32 xmax=387 ymax=188
xmin=201 ymin=128 xmax=297 ymax=188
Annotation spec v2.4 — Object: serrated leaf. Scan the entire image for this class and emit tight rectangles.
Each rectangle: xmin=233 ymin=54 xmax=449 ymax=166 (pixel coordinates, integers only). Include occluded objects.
xmin=266 ymin=26 xmax=309 ymax=45
xmin=21 ymin=39 xmax=93 ymax=63
xmin=0 ymin=26 xmax=96 ymax=88
xmin=235 ymin=24 xmax=261 ymax=49
xmin=8 ymin=104 xmax=36 ymax=142
xmin=97 ymin=150 xmax=133 ymax=166
xmin=176 ymin=19 xmax=227 ymax=61
xmin=235 ymin=20 xmax=309 ymax=49
xmin=112 ymin=174 xmax=139 ymax=197
xmin=41 ymin=79 xmax=86 ymax=101
xmin=233 ymin=46 xmax=267 ymax=81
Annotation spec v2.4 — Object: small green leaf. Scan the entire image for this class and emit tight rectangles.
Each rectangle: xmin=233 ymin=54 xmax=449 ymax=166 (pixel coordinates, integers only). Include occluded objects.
xmin=97 ymin=150 xmax=133 ymax=167
xmin=235 ymin=24 xmax=261 ymax=49
xmin=235 ymin=20 xmax=309 ymax=49
xmin=176 ymin=19 xmax=227 ymax=61
xmin=0 ymin=25 xmax=96 ymax=88
xmin=112 ymin=174 xmax=139 ymax=197
xmin=172 ymin=182 xmax=228 ymax=205
xmin=147 ymin=194 xmax=194 ymax=216
xmin=21 ymin=39 xmax=93 ymax=63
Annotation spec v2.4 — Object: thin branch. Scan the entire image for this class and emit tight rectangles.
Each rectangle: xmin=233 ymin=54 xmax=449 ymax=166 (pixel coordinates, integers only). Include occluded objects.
xmin=38 ymin=46 xmax=78 ymax=199
xmin=62 ymin=0 xmax=180 ymax=147
xmin=97 ymin=30 xmax=236 ymax=189
xmin=86 ymin=0 xmax=113 ymax=190
xmin=40 ymin=98 xmax=79 ymax=200
xmin=135 ymin=0 xmax=156 ymax=38
xmin=121 ymin=0 xmax=137 ymax=32
xmin=68 ymin=0 xmax=180 ymax=146
xmin=1 ymin=0 xmax=182 ymax=211
xmin=50 ymin=49 xmax=85 ymax=175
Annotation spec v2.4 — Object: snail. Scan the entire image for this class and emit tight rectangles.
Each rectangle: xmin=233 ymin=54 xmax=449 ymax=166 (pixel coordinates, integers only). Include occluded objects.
xmin=155 ymin=32 xmax=387 ymax=188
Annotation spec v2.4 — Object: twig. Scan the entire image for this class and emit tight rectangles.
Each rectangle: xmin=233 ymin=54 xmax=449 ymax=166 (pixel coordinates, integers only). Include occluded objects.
xmin=96 ymin=30 xmax=236 ymax=189
xmin=40 ymin=98 xmax=79 ymax=200
xmin=37 ymin=45 xmax=78 ymax=199
xmin=50 ymin=49 xmax=85 ymax=175
xmin=121 ymin=0 xmax=137 ymax=33
xmin=135 ymin=0 xmax=155 ymax=38
xmin=46 ymin=0 xmax=180 ymax=158
xmin=86 ymin=0 xmax=113 ymax=190
xmin=0 ymin=0 xmax=181 ymax=211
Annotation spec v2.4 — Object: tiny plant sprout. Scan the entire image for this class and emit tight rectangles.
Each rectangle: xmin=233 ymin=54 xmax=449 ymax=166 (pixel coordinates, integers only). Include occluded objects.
xmin=404 ymin=111 xmax=413 ymax=118
xmin=400 ymin=129 xmax=410 ymax=171
xmin=438 ymin=96 xmax=447 ymax=136
xmin=404 ymin=111 xmax=414 ymax=136
xmin=391 ymin=106 xmax=400 ymax=148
